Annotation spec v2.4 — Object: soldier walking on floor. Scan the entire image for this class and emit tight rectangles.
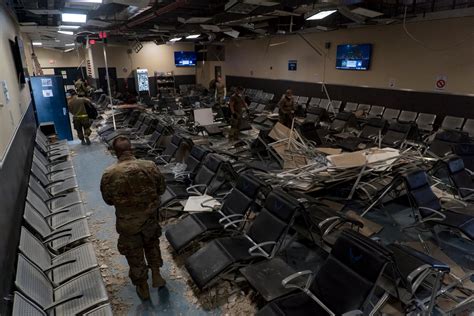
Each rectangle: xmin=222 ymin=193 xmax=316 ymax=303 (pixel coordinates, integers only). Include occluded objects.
xmin=67 ymin=90 xmax=92 ymax=145
xmin=278 ymin=89 xmax=296 ymax=128
xmin=100 ymin=137 xmax=167 ymax=300
xmin=228 ymin=86 xmax=247 ymax=141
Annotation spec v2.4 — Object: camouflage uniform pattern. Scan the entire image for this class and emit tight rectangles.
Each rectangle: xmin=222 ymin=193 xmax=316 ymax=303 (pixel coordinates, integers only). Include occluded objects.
xmin=100 ymin=153 xmax=166 ymax=285
xmin=68 ymin=96 xmax=92 ymax=141
xmin=215 ymin=81 xmax=225 ymax=105
xmin=229 ymin=93 xmax=245 ymax=141
xmin=278 ymin=96 xmax=295 ymax=128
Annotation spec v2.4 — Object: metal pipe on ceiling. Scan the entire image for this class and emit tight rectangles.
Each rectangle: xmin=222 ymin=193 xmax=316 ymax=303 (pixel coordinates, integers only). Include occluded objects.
xmin=120 ymin=0 xmax=188 ymax=31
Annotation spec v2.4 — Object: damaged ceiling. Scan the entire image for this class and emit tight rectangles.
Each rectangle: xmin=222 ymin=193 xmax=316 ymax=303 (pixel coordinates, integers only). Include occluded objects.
xmin=6 ymin=0 xmax=474 ymax=50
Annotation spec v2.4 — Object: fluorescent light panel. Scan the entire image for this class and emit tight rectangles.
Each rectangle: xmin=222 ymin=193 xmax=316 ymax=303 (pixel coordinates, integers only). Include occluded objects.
xmin=65 ymin=43 xmax=75 ymax=46
xmin=32 ymin=42 xmax=42 ymax=46
xmin=61 ymin=13 xmax=87 ymax=23
xmin=306 ymin=9 xmax=337 ymax=20
xmin=58 ymin=30 xmax=74 ymax=35
xmin=169 ymin=37 xmax=182 ymax=42
xmin=60 ymin=25 xmax=80 ymax=29
xmin=186 ymin=34 xmax=200 ymax=39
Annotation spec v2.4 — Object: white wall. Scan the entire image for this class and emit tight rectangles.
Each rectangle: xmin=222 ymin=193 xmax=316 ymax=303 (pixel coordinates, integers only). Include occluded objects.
xmin=0 ymin=7 xmax=32 ymax=165
xmin=225 ymin=16 xmax=474 ymax=96
xmin=35 ymin=47 xmax=84 ymax=69
xmin=35 ymin=41 xmax=196 ymax=79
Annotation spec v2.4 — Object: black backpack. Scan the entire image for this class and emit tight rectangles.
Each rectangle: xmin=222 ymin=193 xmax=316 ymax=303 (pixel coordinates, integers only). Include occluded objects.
xmin=85 ymin=101 xmax=98 ymax=119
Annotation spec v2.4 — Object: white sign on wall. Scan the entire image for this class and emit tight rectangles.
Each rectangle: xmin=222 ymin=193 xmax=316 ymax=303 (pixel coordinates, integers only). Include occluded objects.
xmin=435 ymin=75 xmax=447 ymax=91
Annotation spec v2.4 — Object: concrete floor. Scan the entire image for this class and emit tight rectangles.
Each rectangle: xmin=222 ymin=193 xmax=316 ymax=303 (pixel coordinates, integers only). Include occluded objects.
xmin=70 ymin=138 xmax=219 ymax=315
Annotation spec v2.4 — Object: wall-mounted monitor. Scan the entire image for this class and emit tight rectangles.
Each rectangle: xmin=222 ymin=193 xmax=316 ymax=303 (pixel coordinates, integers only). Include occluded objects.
xmin=9 ymin=36 xmax=27 ymax=84
xmin=174 ymin=51 xmax=197 ymax=67
xmin=336 ymin=44 xmax=372 ymax=71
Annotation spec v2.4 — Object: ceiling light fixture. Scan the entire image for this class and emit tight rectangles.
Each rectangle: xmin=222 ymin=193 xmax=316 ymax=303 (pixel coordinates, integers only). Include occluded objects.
xmin=169 ymin=37 xmax=182 ymax=42
xmin=65 ymin=43 xmax=75 ymax=46
xmin=61 ymin=13 xmax=87 ymax=23
xmin=32 ymin=42 xmax=42 ymax=46
xmin=186 ymin=34 xmax=200 ymax=39
xmin=64 ymin=48 xmax=75 ymax=53
xmin=59 ymin=25 xmax=81 ymax=29
xmin=58 ymin=30 xmax=74 ymax=35
xmin=306 ymin=9 xmax=337 ymax=20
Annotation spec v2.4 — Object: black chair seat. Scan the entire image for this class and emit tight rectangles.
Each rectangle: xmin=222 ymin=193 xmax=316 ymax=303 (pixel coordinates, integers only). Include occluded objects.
xmin=165 ymin=212 xmax=223 ymax=252
xmin=257 ymin=292 xmax=327 ymax=316
xmin=185 ymin=236 xmax=254 ymax=289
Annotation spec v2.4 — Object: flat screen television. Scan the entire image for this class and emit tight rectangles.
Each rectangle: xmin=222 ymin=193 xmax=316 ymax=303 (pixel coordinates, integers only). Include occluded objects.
xmin=174 ymin=51 xmax=197 ymax=67
xmin=336 ymin=44 xmax=372 ymax=71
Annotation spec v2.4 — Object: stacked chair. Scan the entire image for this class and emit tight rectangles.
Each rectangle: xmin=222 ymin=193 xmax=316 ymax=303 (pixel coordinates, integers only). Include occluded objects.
xmin=11 ymin=129 xmax=112 ymax=315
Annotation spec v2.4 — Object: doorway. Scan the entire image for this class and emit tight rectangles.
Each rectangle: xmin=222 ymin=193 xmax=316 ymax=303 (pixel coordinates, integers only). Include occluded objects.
xmin=98 ymin=67 xmax=117 ymax=95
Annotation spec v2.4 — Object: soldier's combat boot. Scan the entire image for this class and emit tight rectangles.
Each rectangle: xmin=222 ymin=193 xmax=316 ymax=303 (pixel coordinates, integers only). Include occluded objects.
xmin=136 ymin=282 xmax=150 ymax=300
xmin=81 ymin=139 xmax=86 ymax=145
xmin=85 ymin=137 xmax=91 ymax=145
xmin=151 ymin=269 xmax=166 ymax=288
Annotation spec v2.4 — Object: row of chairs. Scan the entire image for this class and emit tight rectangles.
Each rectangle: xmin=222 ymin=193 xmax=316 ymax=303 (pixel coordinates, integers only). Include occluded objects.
xmin=11 ymin=130 xmax=112 ymax=315
xmin=164 ymin=169 xmax=464 ymax=314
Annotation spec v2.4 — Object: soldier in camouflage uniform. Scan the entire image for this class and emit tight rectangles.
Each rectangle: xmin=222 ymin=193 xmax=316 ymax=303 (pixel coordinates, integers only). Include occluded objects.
xmin=100 ymin=137 xmax=166 ymax=300
xmin=67 ymin=90 xmax=92 ymax=145
xmin=278 ymin=89 xmax=296 ymax=128
xmin=228 ymin=86 xmax=247 ymax=141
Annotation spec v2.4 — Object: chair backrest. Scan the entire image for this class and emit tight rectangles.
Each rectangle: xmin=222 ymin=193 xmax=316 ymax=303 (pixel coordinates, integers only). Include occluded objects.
xmin=34 ymin=149 xmax=50 ymax=167
xmin=247 ymin=190 xmax=300 ymax=253
xmin=441 ymin=116 xmax=465 ymax=131
xmin=33 ymin=156 xmax=49 ymax=175
xmin=12 ymin=291 xmax=47 ymax=316
xmin=220 ymin=173 xmax=264 ymax=217
xmin=185 ymin=145 xmax=209 ymax=174
xmin=344 ymin=102 xmax=358 ymax=112
xmin=357 ymin=104 xmax=371 ymax=113
xmin=31 ymin=163 xmax=50 ymax=186
xmin=26 ymin=190 xmax=52 ymax=219
xmin=381 ymin=122 xmax=412 ymax=147
xmin=23 ymin=203 xmax=53 ymax=236
xmin=330 ymin=112 xmax=355 ymax=133
xmin=161 ymin=134 xmax=184 ymax=162
xmin=309 ymin=97 xmax=320 ymax=107
xmin=330 ymin=100 xmax=342 ymax=113
xmin=462 ymin=119 xmax=474 ymax=137
xmin=382 ymin=108 xmax=400 ymax=122
xmin=368 ymin=105 xmax=385 ymax=117
xmin=19 ymin=227 xmax=52 ymax=271
xmin=319 ymin=99 xmax=330 ymax=110
xmin=402 ymin=170 xmax=442 ymax=217
xmin=193 ymin=154 xmax=224 ymax=187
xmin=297 ymin=96 xmax=309 ymax=105
xmin=416 ymin=113 xmax=436 ymax=132
xmin=360 ymin=118 xmax=387 ymax=139
xmin=446 ymin=156 xmax=474 ymax=198
xmin=15 ymin=255 xmax=53 ymax=309
xmin=147 ymin=130 xmax=162 ymax=147
xmin=398 ymin=111 xmax=418 ymax=122
xmin=29 ymin=178 xmax=51 ymax=201
xmin=310 ymin=230 xmax=390 ymax=314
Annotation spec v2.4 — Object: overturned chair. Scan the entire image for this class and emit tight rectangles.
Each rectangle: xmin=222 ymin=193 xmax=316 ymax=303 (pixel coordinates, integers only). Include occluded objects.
xmin=184 ymin=189 xmax=301 ymax=290
xmin=165 ymin=173 xmax=267 ymax=253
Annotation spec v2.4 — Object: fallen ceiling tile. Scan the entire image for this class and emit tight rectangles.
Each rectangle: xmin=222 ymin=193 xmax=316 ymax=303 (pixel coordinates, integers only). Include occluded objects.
xmin=351 ymin=7 xmax=384 ymax=18
xmin=178 ymin=17 xmax=213 ymax=24
xmin=27 ymin=9 xmax=62 ymax=15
